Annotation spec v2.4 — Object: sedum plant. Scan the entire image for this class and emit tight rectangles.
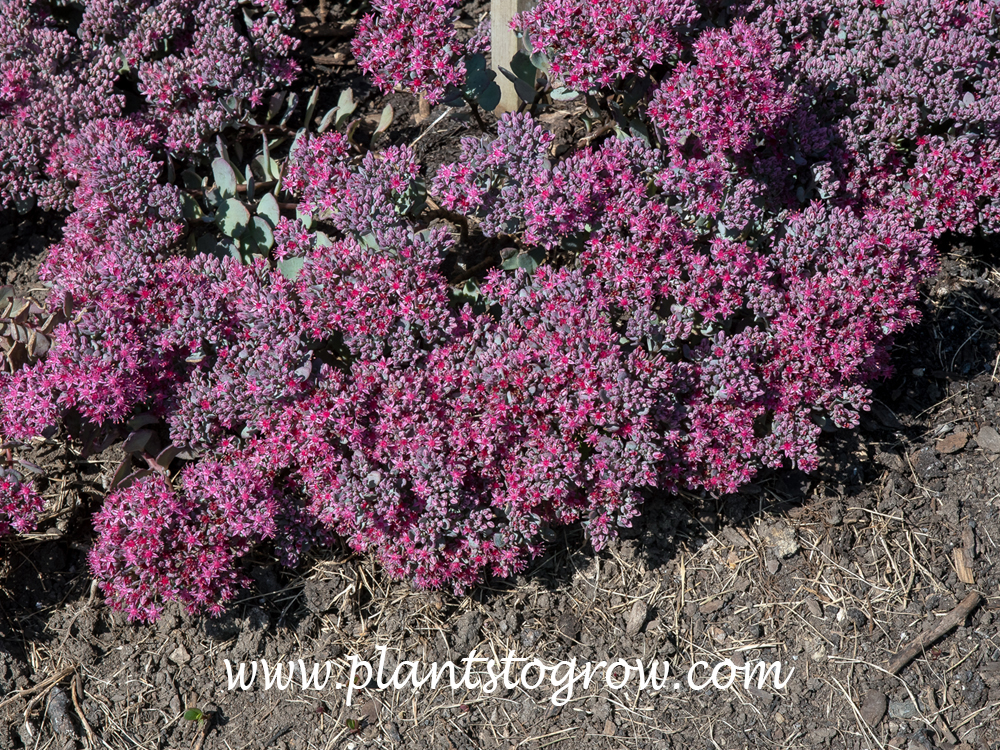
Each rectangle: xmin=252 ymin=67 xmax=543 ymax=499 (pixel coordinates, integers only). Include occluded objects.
xmin=0 ymin=0 xmax=299 ymax=211
xmin=0 ymin=0 xmax=998 ymax=622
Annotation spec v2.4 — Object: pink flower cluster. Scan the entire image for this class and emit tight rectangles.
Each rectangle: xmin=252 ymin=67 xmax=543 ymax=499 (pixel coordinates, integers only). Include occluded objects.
xmin=513 ymin=0 xmax=700 ymax=90
xmin=286 ymin=133 xmax=424 ymax=241
xmin=0 ymin=465 xmax=45 ymax=537
xmin=647 ymin=22 xmax=794 ymax=154
xmin=353 ymin=0 xmax=471 ymax=103
xmin=89 ymin=461 xmax=279 ymax=622
xmin=435 ymin=112 xmax=938 ymax=493
xmin=0 ymin=0 xmax=298 ymax=210
xmin=736 ymin=0 xmax=1000 ymax=234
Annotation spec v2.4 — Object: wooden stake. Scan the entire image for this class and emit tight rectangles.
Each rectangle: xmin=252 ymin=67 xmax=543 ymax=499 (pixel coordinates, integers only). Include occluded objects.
xmin=491 ymin=0 xmax=532 ymax=113
xmin=416 ymin=95 xmax=431 ymax=125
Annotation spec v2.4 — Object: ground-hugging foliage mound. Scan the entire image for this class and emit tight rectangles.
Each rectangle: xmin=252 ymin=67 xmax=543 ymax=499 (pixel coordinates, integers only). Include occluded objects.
xmin=1 ymin=0 xmax=998 ymax=621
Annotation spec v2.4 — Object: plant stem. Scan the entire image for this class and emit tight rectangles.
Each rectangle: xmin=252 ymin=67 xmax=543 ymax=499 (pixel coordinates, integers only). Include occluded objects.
xmin=463 ymin=95 xmax=493 ymax=134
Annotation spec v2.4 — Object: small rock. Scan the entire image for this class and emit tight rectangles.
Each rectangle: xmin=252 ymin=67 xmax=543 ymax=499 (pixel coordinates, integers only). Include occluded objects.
xmin=805 ymin=598 xmax=824 ymax=618
xmin=909 ymin=446 xmax=942 ymax=479
xmin=556 ymin=613 xmax=581 ymax=641
xmin=625 ymin=601 xmax=648 ymax=637
xmin=936 ymin=431 xmax=968 ymax=455
xmin=804 ymin=636 xmax=827 ymax=661
xmin=906 ymin=729 xmax=936 ymax=750
xmin=46 ymin=686 xmax=76 ymax=738
xmin=603 ymin=719 xmax=617 ymax=737
xmin=763 ymin=524 xmax=800 ymax=558
xmin=766 ymin=558 xmax=781 ymax=574
xmin=452 ymin=612 xmax=485 ymax=654
xmin=168 ymin=645 xmax=190 ymax=665
xmin=860 ymin=691 xmax=887 ymax=726
xmin=888 ymin=699 xmax=918 ymax=719
xmin=977 ymin=426 xmax=1000 ymax=454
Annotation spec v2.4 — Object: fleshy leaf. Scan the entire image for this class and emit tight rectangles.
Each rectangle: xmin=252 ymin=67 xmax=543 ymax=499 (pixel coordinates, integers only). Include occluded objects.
xmin=217 ymin=198 xmax=251 ymax=238
xmin=212 ymin=158 xmax=238 ymax=198
xmin=256 ymin=193 xmax=280 ymax=226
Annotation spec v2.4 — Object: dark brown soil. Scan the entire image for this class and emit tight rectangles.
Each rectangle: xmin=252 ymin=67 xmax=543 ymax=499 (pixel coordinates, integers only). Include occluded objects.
xmin=3 ymin=7 xmax=1000 ymax=750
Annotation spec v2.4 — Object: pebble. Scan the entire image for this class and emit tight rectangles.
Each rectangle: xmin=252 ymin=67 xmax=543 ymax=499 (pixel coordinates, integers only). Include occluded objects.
xmin=936 ymin=431 xmax=968 ymax=455
xmin=169 ymin=645 xmax=191 ymax=665
xmin=860 ymin=691 xmax=887 ymax=725
xmin=625 ymin=600 xmax=647 ymax=637
xmin=888 ymin=699 xmax=918 ymax=719
xmin=763 ymin=524 xmax=800 ymax=558
xmin=977 ymin=426 xmax=1000 ymax=454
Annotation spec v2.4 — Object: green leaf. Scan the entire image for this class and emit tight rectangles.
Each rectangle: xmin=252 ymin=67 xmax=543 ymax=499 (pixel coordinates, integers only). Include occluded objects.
xmin=335 ymin=88 xmax=357 ymax=127
xmin=550 ymin=87 xmax=579 ymax=101
xmin=183 ymin=709 xmax=205 ymax=722
xmin=529 ymin=51 xmax=550 ymax=72
xmin=465 ymin=53 xmax=487 ymax=74
xmin=315 ymin=231 xmax=333 ymax=247
xmin=267 ymin=91 xmax=287 ymax=122
xmin=128 ymin=413 xmax=160 ymax=431
xmin=245 ymin=216 xmax=275 ymax=253
xmin=251 ymin=155 xmax=280 ymax=183
xmin=212 ymin=158 xmax=238 ymax=198
xmin=478 ymin=82 xmax=502 ymax=111
xmin=441 ymin=87 xmax=465 ymax=107
xmin=256 ymin=193 xmax=281 ymax=226
xmin=296 ymin=206 xmax=314 ymax=230
xmin=317 ymin=106 xmax=338 ymax=133
xmin=511 ymin=78 xmax=536 ymax=104
xmin=277 ymin=257 xmax=305 ymax=281
xmin=464 ymin=69 xmax=495 ymax=99
xmin=180 ymin=170 xmax=203 ymax=190
xmin=204 ymin=187 xmax=221 ymax=209
xmin=304 ymin=86 xmax=320 ymax=129
xmin=280 ymin=91 xmax=300 ymax=127
xmin=217 ymin=198 xmax=251 ymax=238
xmin=510 ymin=52 xmax=536 ymax=85
xmin=155 ymin=444 xmax=184 ymax=470
xmin=501 ymin=248 xmax=545 ymax=272
xmin=27 ymin=329 xmax=49 ymax=357
xmin=182 ymin=193 xmax=203 ymax=221
xmin=628 ymin=119 xmax=651 ymax=145
xmin=375 ymin=104 xmax=394 ymax=134
xmin=122 ymin=429 xmax=154 ymax=454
